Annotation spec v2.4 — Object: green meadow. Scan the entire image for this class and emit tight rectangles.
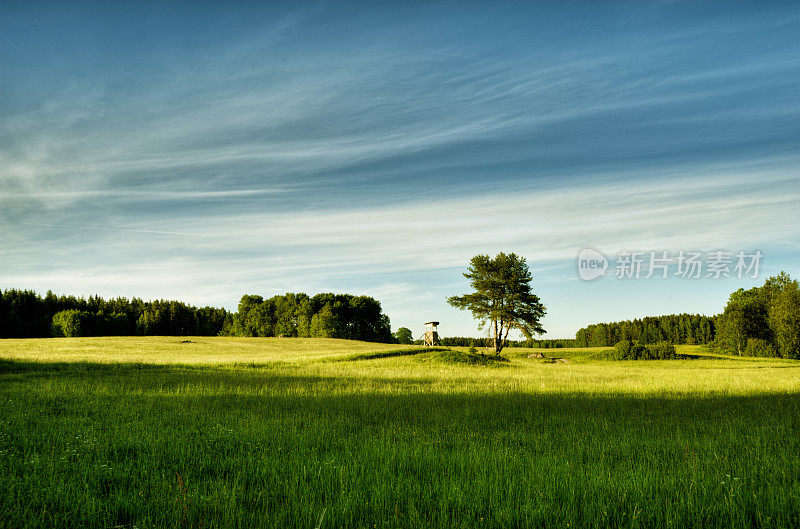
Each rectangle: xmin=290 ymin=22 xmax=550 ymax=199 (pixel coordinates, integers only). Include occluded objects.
xmin=1 ymin=337 xmax=799 ymax=528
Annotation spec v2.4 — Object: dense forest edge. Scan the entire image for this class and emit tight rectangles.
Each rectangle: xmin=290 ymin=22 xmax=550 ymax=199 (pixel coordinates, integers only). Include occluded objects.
xmin=1 ymin=272 xmax=798 ymax=357
xmin=0 ymin=291 xmax=393 ymax=343
xmin=574 ymin=272 xmax=799 ymax=359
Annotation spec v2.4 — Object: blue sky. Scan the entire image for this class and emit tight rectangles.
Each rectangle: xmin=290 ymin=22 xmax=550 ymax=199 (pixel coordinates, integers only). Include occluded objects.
xmin=1 ymin=1 xmax=799 ymax=338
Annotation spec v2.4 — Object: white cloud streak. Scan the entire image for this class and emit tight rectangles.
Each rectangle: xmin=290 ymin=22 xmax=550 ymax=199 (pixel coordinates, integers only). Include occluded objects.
xmin=2 ymin=3 xmax=799 ymax=336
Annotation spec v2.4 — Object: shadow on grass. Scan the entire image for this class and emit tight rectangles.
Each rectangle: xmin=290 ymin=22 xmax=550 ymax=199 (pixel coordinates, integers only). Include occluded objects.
xmin=1 ymin=358 xmax=799 ymax=445
xmin=0 ymin=358 xmax=177 ymax=373
xmin=2 ymin=358 xmax=799 ymax=529
xmin=415 ymin=349 xmax=511 ymax=366
xmin=341 ymin=347 xmax=447 ymax=361
xmin=0 ymin=358 xmax=441 ymax=390
xmin=2 ymin=356 xmax=798 ymax=392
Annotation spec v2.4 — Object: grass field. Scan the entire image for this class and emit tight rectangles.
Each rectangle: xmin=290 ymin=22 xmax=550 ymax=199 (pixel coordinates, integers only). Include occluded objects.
xmin=1 ymin=337 xmax=799 ymax=528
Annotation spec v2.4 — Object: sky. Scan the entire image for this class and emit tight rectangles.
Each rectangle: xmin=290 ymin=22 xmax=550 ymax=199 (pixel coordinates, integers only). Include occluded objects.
xmin=1 ymin=1 xmax=799 ymax=339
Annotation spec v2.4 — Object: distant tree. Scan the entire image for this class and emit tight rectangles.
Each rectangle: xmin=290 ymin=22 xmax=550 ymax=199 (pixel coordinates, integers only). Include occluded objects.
xmin=348 ymin=296 xmax=386 ymax=341
xmin=0 ymin=288 xmax=228 ymax=338
xmin=194 ymin=307 xmax=226 ymax=336
xmin=235 ymin=295 xmax=272 ymax=337
xmin=447 ymin=253 xmax=546 ymax=354
xmin=395 ymin=327 xmax=413 ymax=344
xmin=216 ymin=292 xmax=392 ymax=342
xmin=51 ymin=310 xmax=85 ymax=337
xmin=716 ymin=288 xmax=767 ymax=354
xmin=296 ymin=296 xmax=313 ymax=338
xmin=274 ymin=293 xmax=299 ymax=337
xmin=768 ymin=280 xmax=800 ymax=359
xmin=310 ymin=304 xmax=337 ymax=338
xmin=378 ymin=314 xmax=393 ymax=343
xmin=589 ymin=324 xmax=608 ymax=347
xmin=575 ymin=314 xmax=716 ymax=347
xmin=712 ymin=272 xmax=799 ymax=357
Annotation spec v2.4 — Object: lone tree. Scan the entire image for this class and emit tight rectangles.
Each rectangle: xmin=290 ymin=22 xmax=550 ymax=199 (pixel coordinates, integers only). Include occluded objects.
xmin=394 ymin=326 xmax=414 ymax=345
xmin=448 ymin=252 xmax=546 ymax=354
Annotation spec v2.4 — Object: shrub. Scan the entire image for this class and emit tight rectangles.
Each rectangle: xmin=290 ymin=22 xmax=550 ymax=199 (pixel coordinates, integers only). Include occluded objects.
xmin=613 ymin=340 xmax=632 ymax=360
xmin=614 ymin=340 xmax=647 ymax=360
xmin=744 ymin=338 xmax=778 ymax=357
xmin=647 ymin=342 xmax=677 ymax=360
xmin=630 ymin=342 xmax=647 ymax=360
xmin=51 ymin=310 xmax=86 ymax=337
xmin=425 ymin=349 xmax=509 ymax=366
xmin=613 ymin=340 xmax=675 ymax=360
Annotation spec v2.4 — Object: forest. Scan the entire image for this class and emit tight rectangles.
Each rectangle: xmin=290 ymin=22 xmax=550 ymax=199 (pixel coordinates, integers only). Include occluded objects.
xmin=0 ymin=289 xmax=229 ymax=338
xmin=575 ymin=272 xmax=800 ymax=359
xmin=438 ymin=336 xmax=578 ymax=348
xmin=2 ymin=272 xmax=798 ymax=356
xmin=713 ymin=272 xmax=800 ymax=358
xmin=0 ymin=290 xmax=393 ymax=343
xmin=221 ymin=292 xmax=394 ymax=342
xmin=575 ymin=314 xmax=716 ymax=348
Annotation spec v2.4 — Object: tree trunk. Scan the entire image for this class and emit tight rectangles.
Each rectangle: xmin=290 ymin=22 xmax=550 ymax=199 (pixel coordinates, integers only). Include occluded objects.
xmin=494 ymin=319 xmax=503 ymax=354
xmin=501 ymin=325 xmax=511 ymax=355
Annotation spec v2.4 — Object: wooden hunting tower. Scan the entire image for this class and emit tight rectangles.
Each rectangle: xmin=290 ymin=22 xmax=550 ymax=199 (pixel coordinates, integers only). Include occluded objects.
xmin=423 ymin=321 xmax=440 ymax=346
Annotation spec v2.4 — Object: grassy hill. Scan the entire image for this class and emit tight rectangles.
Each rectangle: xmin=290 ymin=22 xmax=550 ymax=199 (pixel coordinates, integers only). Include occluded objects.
xmin=1 ymin=337 xmax=799 ymax=528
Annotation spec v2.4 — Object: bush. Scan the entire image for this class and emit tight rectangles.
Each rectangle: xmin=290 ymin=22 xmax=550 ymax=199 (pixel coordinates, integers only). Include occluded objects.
xmin=613 ymin=340 xmax=632 ymax=360
xmin=423 ymin=349 xmax=510 ymax=366
xmin=744 ymin=338 xmax=778 ymax=357
xmin=647 ymin=342 xmax=677 ymax=360
xmin=51 ymin=310 xmax=86 ymax=337
xmin=630 ymin=342 xmax=648 ymax=359
xmin=613 ymin=340 xmax=676 ymax=360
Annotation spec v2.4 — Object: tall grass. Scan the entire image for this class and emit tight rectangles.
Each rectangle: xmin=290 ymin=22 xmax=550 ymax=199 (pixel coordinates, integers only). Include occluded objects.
xmin=1 ymin=338 xmax=798 ymax=528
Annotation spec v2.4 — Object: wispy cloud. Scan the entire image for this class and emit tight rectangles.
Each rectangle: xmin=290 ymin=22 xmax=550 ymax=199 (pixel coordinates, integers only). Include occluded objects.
xmin=1 ymin=2 xmax=799 ymax=336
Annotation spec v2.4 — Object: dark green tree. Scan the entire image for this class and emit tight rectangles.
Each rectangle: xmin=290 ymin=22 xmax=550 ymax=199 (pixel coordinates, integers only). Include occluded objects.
xmin=273 ymin=293 xmax=299 ymax=337
xmin=395 ymin=327 xmax=413 ymax=344
xmin=716 ymin=288 xmax=767 ymax=354
xmin=448 ymin=252 xmax=546 ymax=354
xmin=768 ymin=278 xmax=800 ymax=359
xmin=714 ymin=272 xmax=798 ymax=357
xmin=51 ymin=310 xmax=85 ymax=337
xmin=310 ymin=303 xmax=337 ymax=338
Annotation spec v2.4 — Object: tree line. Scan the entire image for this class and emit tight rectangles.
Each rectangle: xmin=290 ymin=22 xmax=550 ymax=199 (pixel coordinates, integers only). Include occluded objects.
xmin=575 ymin=314 xmax=715 ymax=348
xmin=0 ymin=289 xmax=394 ymax=343
xmin=437 ymin=336 xmax=577 ymax=348
xmin=220 ymin=293 xmax=393 ymax=342
xmin=0 ymin=289 xmax=228 ymax=338
xmin=714 ymin=272 xmax=800 ymax=358
xmin=574 ymin=272 xmax=800 ymax=359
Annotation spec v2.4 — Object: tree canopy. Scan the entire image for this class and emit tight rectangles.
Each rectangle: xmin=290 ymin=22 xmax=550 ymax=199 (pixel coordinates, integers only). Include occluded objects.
xmin=0 ymin=289 xmax=228 ymax=338
xmin=0 ymin=288 xmax=394 ymax=343
xmin=394 ymin=327 xmax=413 ymax=345
xmin=447 ymin=253 xmax=546 ymax=354
xmin=575 ymin=314 xmax=715 ymax=347
xmin=716 ymin=272 xmax=800 ymax=358
xmin=575 ymin=272 xmax=799 ymax=359
xmin=223 ymin=292 xmax=394 ymax=343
